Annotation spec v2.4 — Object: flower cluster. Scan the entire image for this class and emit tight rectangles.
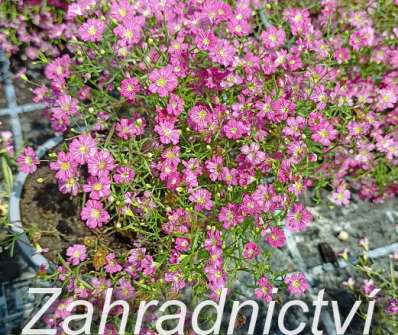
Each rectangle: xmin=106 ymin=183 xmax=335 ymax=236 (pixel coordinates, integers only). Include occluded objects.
xmin=14 ymin=0 xmax=398 ymax=312
xmin=0 ymin=0 xmax=72 ymax=68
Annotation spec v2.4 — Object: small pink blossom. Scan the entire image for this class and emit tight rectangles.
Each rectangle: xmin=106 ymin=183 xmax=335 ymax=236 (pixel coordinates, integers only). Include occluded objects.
xmin=69 ymin=135 xmax=97 ymax=164
xmin=331 ymin=185 xmax=351 ymax=206
xmin=66 ymin=244 xmax=87 ymax=266
xmin=50 ymin=152 xmax=78 ymax=181
xmin=87 ymin=150 xmax=116 ymax=177
xmin=81 ymin=200 xmax=110 ymax=229
xmin=223 ymin=119 xmax=248 ymax=140
xmin=286 ymin=203 xmax=313 ymax=232
xmin=175 ymin=237 xmax=190 ymax=252
xmin=148 ymin=66 xmax=178 ymax=97
xmin=17 ymin=147 xmax=39 ymax=174
xmin=154 ymin=121 xmax=180 ymax=145
xmin=284 ymin=272 xmax=309 ymax=295
xmin=189 ymin=188 xmax=213 ymax=211
xmin=311 ymin=122 xmax=337 ymax=146
xmin=105 ymin=253 xmax=122 ymax=274
xmin=165 ymin=271 xmax=186 ymax=292
xmin=255 ymin=277 xmax=275 ymax=303
xmin=242 ymin=242 xmax=261 ymax=260
xmin=120 ymin=77 xmax=140 ymax=101
xmin=261 ymin=26 xmax=286 ymax=49
xmin=114 ymin=166 xmax=135 ymax=184
xmin=386 ymin=299 xmax=398 ymax=315
xmin=79 ymin=19 xmax=106 ymax=42
xmin=264 ymin=227 xmax=286 ymax=248
xmin=83 ymin=176 xmax=111 ymax=200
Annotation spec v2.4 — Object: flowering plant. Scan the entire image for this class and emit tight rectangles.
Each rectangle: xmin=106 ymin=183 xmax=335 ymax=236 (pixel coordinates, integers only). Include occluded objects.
xmin=12 ymin=0 xmax=398 ymax=327
xmin=341 ymin=237 xmax=398 ymax=334
xmin=0 ymin=0 xmax=70 ymax=67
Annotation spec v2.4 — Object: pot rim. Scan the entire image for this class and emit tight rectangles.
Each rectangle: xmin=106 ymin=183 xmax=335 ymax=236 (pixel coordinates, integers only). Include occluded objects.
xmin=9 ymin=135 xmax=63 ymax=271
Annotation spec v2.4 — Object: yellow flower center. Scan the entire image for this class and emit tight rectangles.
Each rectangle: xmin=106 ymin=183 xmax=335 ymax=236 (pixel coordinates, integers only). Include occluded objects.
xmin=88 ymin=26 xmax=97 ymax=36
xmin=157 ymin=78 xmax=167 ymax=87
xmin=60 ymin=162 xmax=70 ymax=171
xmin=91 ymin=209 xmax=100 ymax=219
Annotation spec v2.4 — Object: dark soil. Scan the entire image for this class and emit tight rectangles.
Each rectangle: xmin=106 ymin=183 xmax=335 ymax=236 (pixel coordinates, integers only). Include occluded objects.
xmin=20 ymin=110 xmax=53 ymax=146
xmin=21 ymin=165 xmax=134 ymax=265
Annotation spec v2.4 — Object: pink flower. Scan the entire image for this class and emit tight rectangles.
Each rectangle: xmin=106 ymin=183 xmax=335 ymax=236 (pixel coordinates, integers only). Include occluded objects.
xmin=44 ymin=55 xmax=71 ymax=81
xmin=194 ymin=29 xmax=217 ymax=51
xmin=241 ymin=193 xmax=261 ymax=216
xmin=57 ymin=95 xmax=78 ymax=116
xmin=361 ymin=279 xmax=378 ymax=297
xmin=261 ymin=26 xmax=285 ymax=49
xmin=79 ymin=19 xmax=106 ymax=42
xmin=331 ymin=185 xmax=351 ymax=206
xmin=271 ymin=97 xmax=295 ymax=122
xmin=334 ymin=47 xmax=350 ymax=64
xmin=255 ymin=277 xmax=275 ymax=303
xmin=165 ymin=271 xmax=186 ymax=292
xmin=386 ymin=299 xmax=398 ymax=315
xmin=120 ymin=77 xmax=140 ymax=101
xmin=81 ymin=200 xmax=110 ymax=229
xmin=221 ymin=167 xmax=238 ymax=186
xmin=349 ymin=27 xmax=374 ymax=51
xmin=311 ymin=121 xmax=337 ymax=146
xmin=209 ymin=39 xmax=236 ymax=67
xmin=83 ymin=176 xmax=111 ymax=200
xmin=66 ymin=244 xmax=87 ymax=266
xmin=376 ymin=88 xmax=397 ymax=111
xmin=54 ymin=298 xmax=73 ymax=319
xmin=50 ymin=152 xmax=78 ymax=181
xmin=284 ymin=272 xmax=309 ymax=295
xmin=115 ymin=118 xmax=135 ymax=140
xmin=264 ymin=227 xmax=286 ymax=248
xmin=91 ymin=277 xmax=112 ymax=296
xmin=114 ymin=167 xmax=135 ymax=184
xmin=105 ymin=253 xmax=122 ymax=274
xmin=69 ymin=135 xmax=97 ymax=164
xmin=218 ymin=204 xmax=243 ymax=229
xmin=175 ymin=237 xmax=190 ymax=252
xmin=188 ymin=104 xmax=212 ymax=131
xmin=189 ymin=188 xmax=213 ymax=211
xmin=17 ymin=147 xmax=39 ymax=173
xmin=154 ymin=121 xmax=180 ymax=145
xmin=87 ymin=150 xmax=116 ymax=177
xmin=252 ymin=184 xmax=277 ymax=212
xmin=148 ymin=66 xmax=178 ymax=97
xmin=283 ymin=8 xmax=311 ymax=36
xmin=223 ymin=119 xmax=248 ymax=140
xmin=241 ymin=143 xmax=266 ymax=165
xmin=142 ymin=255 xmax=156 ymax=276
xmin=128 ymin=247 xmax=146 ymax=265
xmin=50 ymin=109 xmax=70 ymax=132
xmin=242 ymin=242 xmax=261 ymax=260
xmin=162 ymin=146 xmax=180 ymax=165
xmin=286 ymin=203 xmax=313 ymax=232
xmin=58 ymin=176 xmax=80 ymax=196
xmin=114 ymin=20 xmax=142 ymax=45
xmin=167 ymin=94 xmax=184 ymax=116
xmin=111 ymin=0 xmax=134 ymax=22
xmin=205 ymin=156 xmax=224 ymax=181
xmin=115 ymin=278 xmax=135 ymax=300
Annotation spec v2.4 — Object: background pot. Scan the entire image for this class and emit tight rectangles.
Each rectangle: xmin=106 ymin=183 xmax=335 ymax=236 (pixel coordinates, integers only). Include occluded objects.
xmin=9 ymin=135 xmax=63 ymax=271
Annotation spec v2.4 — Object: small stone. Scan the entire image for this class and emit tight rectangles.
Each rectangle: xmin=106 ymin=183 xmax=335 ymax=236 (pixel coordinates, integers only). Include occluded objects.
xmin=338 ymin=231 xmax=349 ymax=241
